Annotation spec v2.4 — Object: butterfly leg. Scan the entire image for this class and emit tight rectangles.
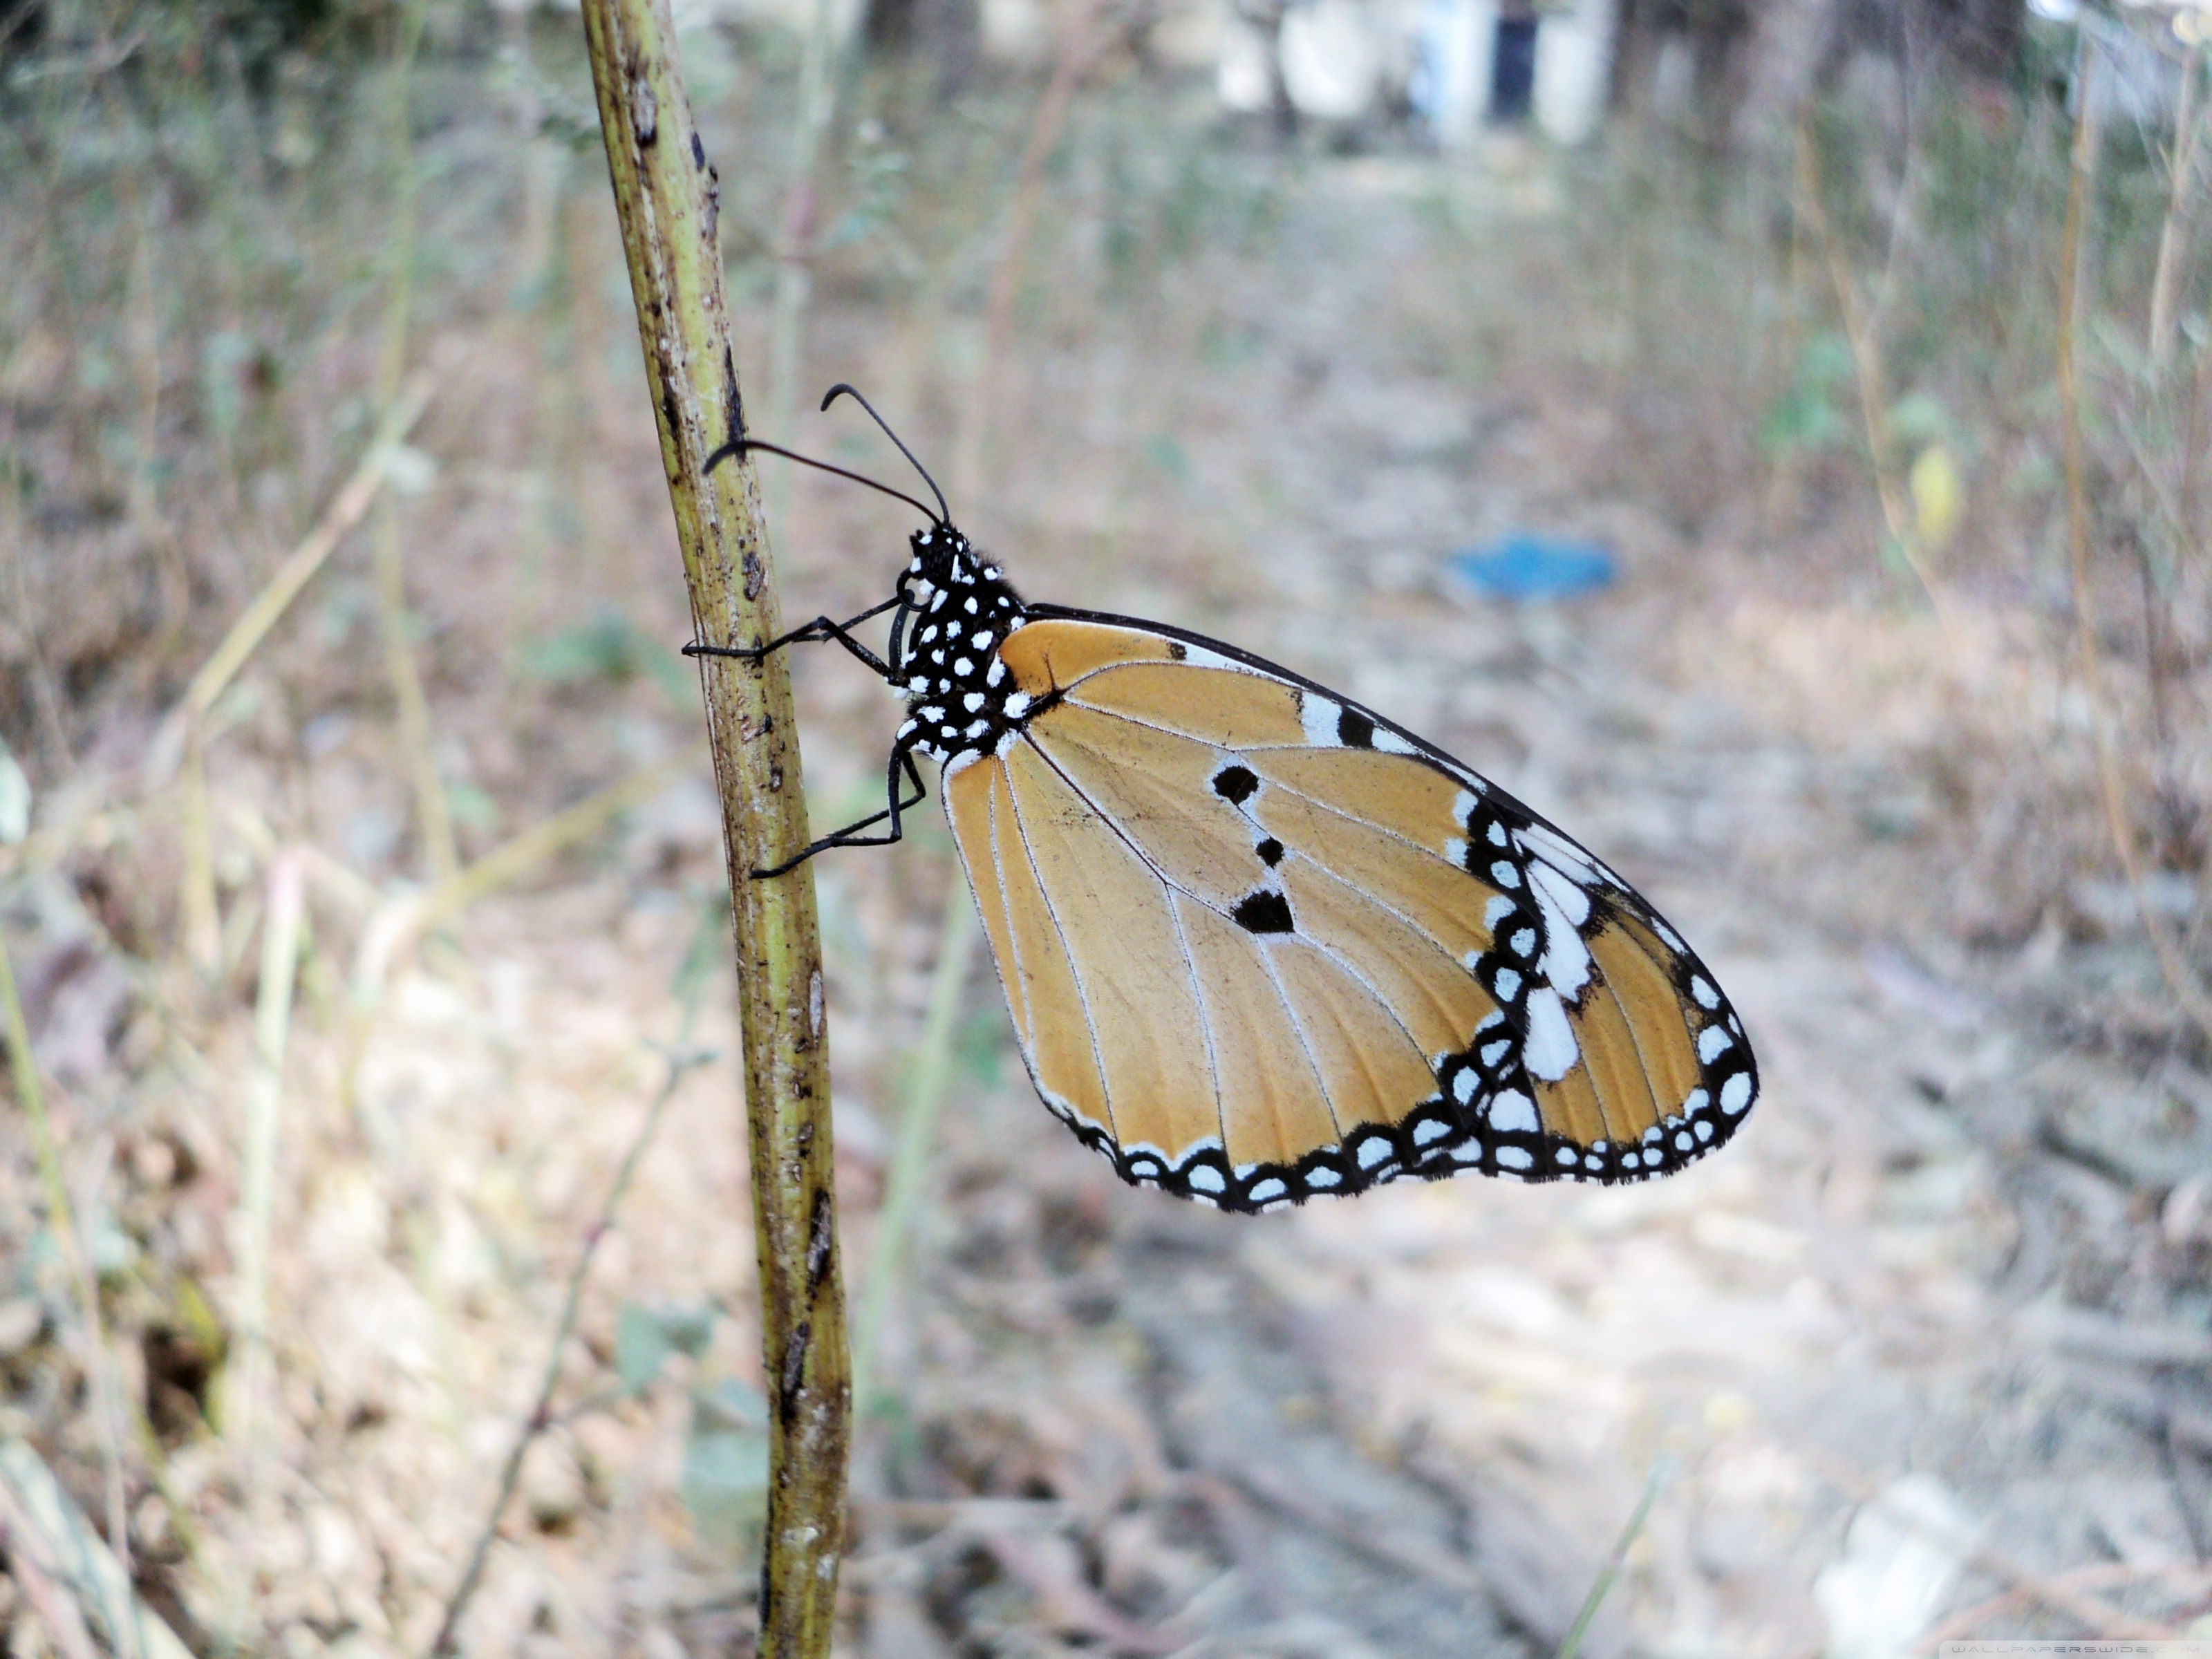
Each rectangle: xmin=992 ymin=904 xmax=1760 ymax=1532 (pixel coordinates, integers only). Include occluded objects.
xmin=684 ymin=594 xmax=905 ymax=681
xmin=752 ymin=744 xmax=928 ymax=879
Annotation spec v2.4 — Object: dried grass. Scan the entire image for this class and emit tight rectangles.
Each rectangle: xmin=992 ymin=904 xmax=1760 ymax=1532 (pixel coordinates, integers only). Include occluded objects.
xmin=1 ymin=8 xmax=2209 ymax=1658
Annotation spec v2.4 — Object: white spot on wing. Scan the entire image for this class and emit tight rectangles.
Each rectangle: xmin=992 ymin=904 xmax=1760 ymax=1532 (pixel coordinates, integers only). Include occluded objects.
xmin=1489 ymin=1091 xmax=1538 ymax=1134
xmin=1721 ymin=1073 xmax=1753 ymax=1114
xmin=1697 ymin=1026 xmax=1734 ymax=1062
xmin=1528 ymin=861 xmax=1593 ymax=928
xmin=1374 ymin=729 xmax=1416 ymax=755
xmin=1496 ymin=1145 xmax=1533 ymax=1170
xmin=1301 ymin=695 xmax=1341 ymax=747
xmin=1522 ymin=988 xmax=1580 ymax=1081
xmin=1519 ymin=823 xmax=1618 ymax=888
xmin=1531 ymin=876 xmax=1593 ymax=1000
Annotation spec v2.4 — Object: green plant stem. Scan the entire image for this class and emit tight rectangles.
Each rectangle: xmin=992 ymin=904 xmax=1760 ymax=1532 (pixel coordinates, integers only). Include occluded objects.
xmin=229 ymin=849 xmax=307 ymax=1528
xmin=764 ymin=0 xmax=846 ymax=529
xmin=1794 ymin=118 xmax=1946 ymax=624
xmin=2057 ymin=47 xmax=2212 ymax=1049
xmin=0 ymin=932 xmax=138 ymax=1659
xmin=1552 ymin=1456 xmax=1671 ymax=1659
xmin=577 ymin=4 xmax=849 ymax=1655
xmin=2148 ymin=46 xmax=2204 ymax=372
xmin=850 ymin=887 xmax=975 ymax=1418
xmin=375 ymin=0 xmax=460 ymax=885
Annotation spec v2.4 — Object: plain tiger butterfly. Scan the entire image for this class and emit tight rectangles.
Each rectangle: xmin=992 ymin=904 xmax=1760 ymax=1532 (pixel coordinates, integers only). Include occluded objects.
xmin=690 ymin=386 xmax=1759 ymax=1213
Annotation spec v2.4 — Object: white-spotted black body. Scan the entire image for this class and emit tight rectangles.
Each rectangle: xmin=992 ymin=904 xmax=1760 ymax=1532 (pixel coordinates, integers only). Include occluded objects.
xmin=891 ymin=525 xmax=1031 ymax=767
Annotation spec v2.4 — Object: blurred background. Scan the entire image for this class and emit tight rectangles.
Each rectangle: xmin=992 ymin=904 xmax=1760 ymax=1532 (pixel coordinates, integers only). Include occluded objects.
xmin=2 ymin=0 xmax=2211 ymax=1652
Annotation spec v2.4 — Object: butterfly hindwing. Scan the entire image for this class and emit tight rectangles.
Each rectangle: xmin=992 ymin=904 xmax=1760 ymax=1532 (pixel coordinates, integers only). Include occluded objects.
xmin=941 ymin=609 xmax=1759 ymax=1210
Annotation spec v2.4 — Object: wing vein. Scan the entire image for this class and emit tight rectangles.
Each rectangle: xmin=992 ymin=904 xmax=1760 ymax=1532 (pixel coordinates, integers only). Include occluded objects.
xmin=981 ymin=767 xmax=1034 ymax=1042
xmin=1163 ymin=894 xmax=1230 ymax=1168
xmin=1058 ymin=699 xmax=1479 ymax=870
xmin=1001 ymin=744 xmax=1122 ymax=1147
xmin=1253 ymin=944 xmax=1347 ymax=1143
xmin=1027 ymin=718 xmax=1472 ymax=1085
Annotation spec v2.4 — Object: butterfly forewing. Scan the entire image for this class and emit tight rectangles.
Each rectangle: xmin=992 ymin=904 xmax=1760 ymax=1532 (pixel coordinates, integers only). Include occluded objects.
xmin=940 ymin=610 xmax=1759 ymax=1210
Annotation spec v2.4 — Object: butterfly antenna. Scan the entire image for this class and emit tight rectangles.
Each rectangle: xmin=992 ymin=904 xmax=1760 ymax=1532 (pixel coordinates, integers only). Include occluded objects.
xmin=820 ymin=383 xmax=953 ymax=526
xmin=704 ymin=435 xmax=944 ymax=526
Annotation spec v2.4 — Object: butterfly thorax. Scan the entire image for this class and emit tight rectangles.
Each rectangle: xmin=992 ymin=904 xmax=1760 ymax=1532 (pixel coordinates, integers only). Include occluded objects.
xmin=894 ymin=525 xmax=1032 ymax=765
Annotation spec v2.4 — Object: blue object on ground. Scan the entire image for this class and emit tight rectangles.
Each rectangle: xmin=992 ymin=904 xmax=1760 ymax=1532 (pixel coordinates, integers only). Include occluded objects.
xmin=1449 ymin=534 xmax=1618 ymax=601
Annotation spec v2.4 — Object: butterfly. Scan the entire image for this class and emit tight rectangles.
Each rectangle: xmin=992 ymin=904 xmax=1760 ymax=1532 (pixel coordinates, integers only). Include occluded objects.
xmin=689 ymin=387 xmax=1759 ymax=1212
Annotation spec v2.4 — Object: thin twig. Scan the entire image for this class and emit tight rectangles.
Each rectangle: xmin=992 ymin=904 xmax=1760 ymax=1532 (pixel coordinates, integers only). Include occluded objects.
xmin=1553 ymin=1457 xmax=1670 ymax=1659
xmin=157 ymin=371 xmax=437 ymax=767
xmin=1918 ymin=1560 xmax=2212 ymax=1651
xmin=0 ymin=1439 xmax=194 ymax=1659
xmin=955 ymin=0 xmax=1117 ymax=498
xmin=850 ymin=886 xmax=976 ymax=1419
xmin=375 ymin=0 xmax=461 ymax=884
xmin=0 ymin=929 xmax=138 ymax=1659
xmin=348 ymin=760 xmax=682 ymax=1009
xmin=0 ymin=1493 xmax=104 ymax=1659
xmin=427 ymin=1024 xmax=717 ymax=1658
xmin=2056 ymin=42 xmax=2212 ymax=1049
xmin=228 ymin=848 xmax=308 ymax=1527
xmin=1794 ymin=116 xmax=1949 ymax=626
xmin=1815 ymin=1456 xmax=2180 ymax=1642
xmin=762 ymin=0 xmax=850 ymax=529
xmin=2148 ymin=44 xmax=2204 ymax=372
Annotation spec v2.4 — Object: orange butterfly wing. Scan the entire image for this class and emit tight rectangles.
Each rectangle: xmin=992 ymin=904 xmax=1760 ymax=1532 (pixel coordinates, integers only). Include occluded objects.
xmin=939 ymin=612 xmax=1757 ymax=1210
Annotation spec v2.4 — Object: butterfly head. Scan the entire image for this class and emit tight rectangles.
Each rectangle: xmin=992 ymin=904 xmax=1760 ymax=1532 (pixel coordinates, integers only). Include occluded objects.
xmin=901 ymin=523 xmax=1022 ymax=617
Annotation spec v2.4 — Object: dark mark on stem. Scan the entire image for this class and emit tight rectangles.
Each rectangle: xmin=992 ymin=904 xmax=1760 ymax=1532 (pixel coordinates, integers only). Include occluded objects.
xmin=780 ymin=1318 xmax=810 ymax=1424
xmin=806 ymin=1189 xmax=834 ymax=1291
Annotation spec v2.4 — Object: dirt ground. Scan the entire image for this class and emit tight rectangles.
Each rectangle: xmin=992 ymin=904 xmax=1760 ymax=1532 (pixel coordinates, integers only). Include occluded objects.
xmin=3 ymin=26 xmax=2211 ymax=1659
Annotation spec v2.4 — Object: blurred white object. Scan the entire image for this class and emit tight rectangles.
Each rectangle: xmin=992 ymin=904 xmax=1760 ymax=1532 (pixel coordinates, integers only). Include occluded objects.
xmin=0 ymin=740 xmax=28 ymax=845
xmin=1533 ymin=0 xmax=1613 ymax=142
xmin=982 ymin=0 xmax=1051 ymax=60
xmin=1219 ymin=12 xmax=1280 ymax=110
xmin=1412 ymin=0 xmax=1496 ymax=144
xmin=1813 ymin=1475 xmax=1978 ymax=1659
xmin=1152 ymin=0 xmax=1232 ymax=68
xmin=1281 ymin=0 xmax=1385 ymax=119
xmin=1411 ymin=0 xmax=1614 ymax=144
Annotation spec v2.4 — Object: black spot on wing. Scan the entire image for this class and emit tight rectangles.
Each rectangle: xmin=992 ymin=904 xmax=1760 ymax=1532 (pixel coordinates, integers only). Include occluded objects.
xmin=1168 ymin=641 xmax=1188 ymax=661
xmin=1231 ymin=889 xmax=1295 ymax=934
xmin=1255 ymin=837 xmax=1284 ymax=867
xmin=1336 ymin=709 xmax=1374 ymax=748
xmin=1212 ymin=764 xmax=1259 ymax=805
